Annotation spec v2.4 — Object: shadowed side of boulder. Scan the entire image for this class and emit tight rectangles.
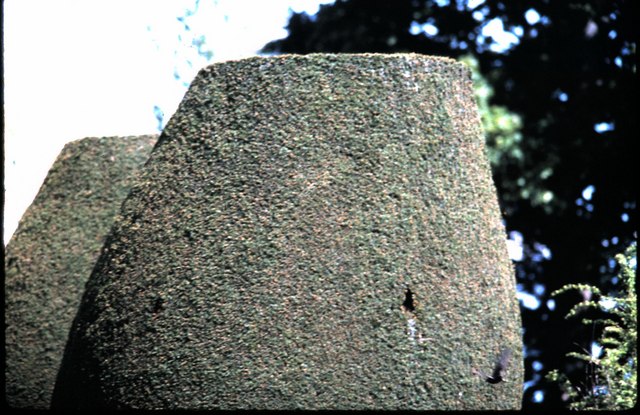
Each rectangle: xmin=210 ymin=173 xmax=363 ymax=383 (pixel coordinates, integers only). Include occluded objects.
xmin=4 ymin=135 xmax=158 ymax=409
xmin=53 ymin=54 xmax=522 ymax=410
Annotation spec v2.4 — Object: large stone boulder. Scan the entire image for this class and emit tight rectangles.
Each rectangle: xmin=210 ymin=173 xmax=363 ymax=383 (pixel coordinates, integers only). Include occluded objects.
xmin=4 ymin=135 xmax=158 ymax=408
xmin=53 ymin=54 xmax=522 ymax=410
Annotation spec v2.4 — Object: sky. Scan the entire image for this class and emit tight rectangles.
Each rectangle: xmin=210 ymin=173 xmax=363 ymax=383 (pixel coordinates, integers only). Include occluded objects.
xmin=3 ymin=0 xmax=524 ymax=245
xmin=3 ymin=0 xmax=333 ymax=244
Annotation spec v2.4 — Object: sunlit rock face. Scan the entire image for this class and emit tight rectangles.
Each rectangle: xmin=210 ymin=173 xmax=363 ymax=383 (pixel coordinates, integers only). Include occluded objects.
xmin=4 ymin=135 xmax=158 ymax=409
xmin=52 ymin=54 xmax=522 ymax=410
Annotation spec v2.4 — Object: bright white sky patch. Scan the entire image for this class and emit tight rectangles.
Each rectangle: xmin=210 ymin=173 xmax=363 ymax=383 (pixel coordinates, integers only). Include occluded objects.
xmin=582 ymin=185 xmax=596 ymax=201
xmin=532 ymin=360 xmax=543 ymax=371
xmin=591 ymin=342 xmax=603 ymax=359
xmin=533 ymin=390 xmax=544 ymax=403
xmin=481 ymin=17 xmax=520 ymax=53
xmin=3 ymin=0 xmax=332 ymax=244
xmin=524 ymin=9 xmax=541 ymax=25
xmin=507 ymin=230 xmax=524 ymax=261
xmin=466 ymin=0 xmax=485 ymax=10
xmin=409 ymin=21 xmax=439 ymax=37
xmin=533 ymin=283 xmax=545 ymax=296
xmin=533 ymin=242 xmax=552 ymax=261
xmin=554 ymin=90 xmax=569 ymax=102
xmin=517 ymin=288 xmax=541 ymax=310
xmin=599 ymin=297 xmax=617 ymax=311
xmin=594 ymin=121 xmax=615 ymax=133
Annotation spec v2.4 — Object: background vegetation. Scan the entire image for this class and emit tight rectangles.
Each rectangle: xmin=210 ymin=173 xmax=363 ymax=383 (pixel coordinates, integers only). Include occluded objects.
xmin=547 ymin=243 xmax=636 ymax=409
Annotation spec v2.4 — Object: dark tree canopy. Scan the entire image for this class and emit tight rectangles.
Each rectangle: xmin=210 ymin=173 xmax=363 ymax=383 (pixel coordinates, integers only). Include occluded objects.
xmin=261 ymin=0 xmax=637 ymax=408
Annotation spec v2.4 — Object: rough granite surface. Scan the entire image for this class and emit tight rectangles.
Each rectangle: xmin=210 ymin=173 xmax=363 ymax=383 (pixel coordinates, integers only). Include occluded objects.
xmin=4 ymin=135 xmax=158 ymax=408
xmin=53 ymin=54 xmax=523 ymax=410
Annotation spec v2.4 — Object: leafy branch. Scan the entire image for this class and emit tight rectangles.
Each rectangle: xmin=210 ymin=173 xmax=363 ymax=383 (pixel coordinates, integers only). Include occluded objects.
xmin=546 ymin=243 xmax=636 ymax=410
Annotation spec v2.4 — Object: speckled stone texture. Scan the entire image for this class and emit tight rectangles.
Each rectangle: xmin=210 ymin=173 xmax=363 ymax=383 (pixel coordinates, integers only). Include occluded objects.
xmin=4 ymin=135 xmax=158 ymax=409
xmin=52 ymin=54 xmax=523 ymax=410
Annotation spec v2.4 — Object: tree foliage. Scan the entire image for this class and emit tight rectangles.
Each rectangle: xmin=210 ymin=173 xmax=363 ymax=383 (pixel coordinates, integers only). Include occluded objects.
xmin=459 ymin=55 xmax=525 ymax=202
xmin=260 ymin=0 xmax=637 ymax=408
xmin=547 ymin=243 xmax=636 ymax=410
